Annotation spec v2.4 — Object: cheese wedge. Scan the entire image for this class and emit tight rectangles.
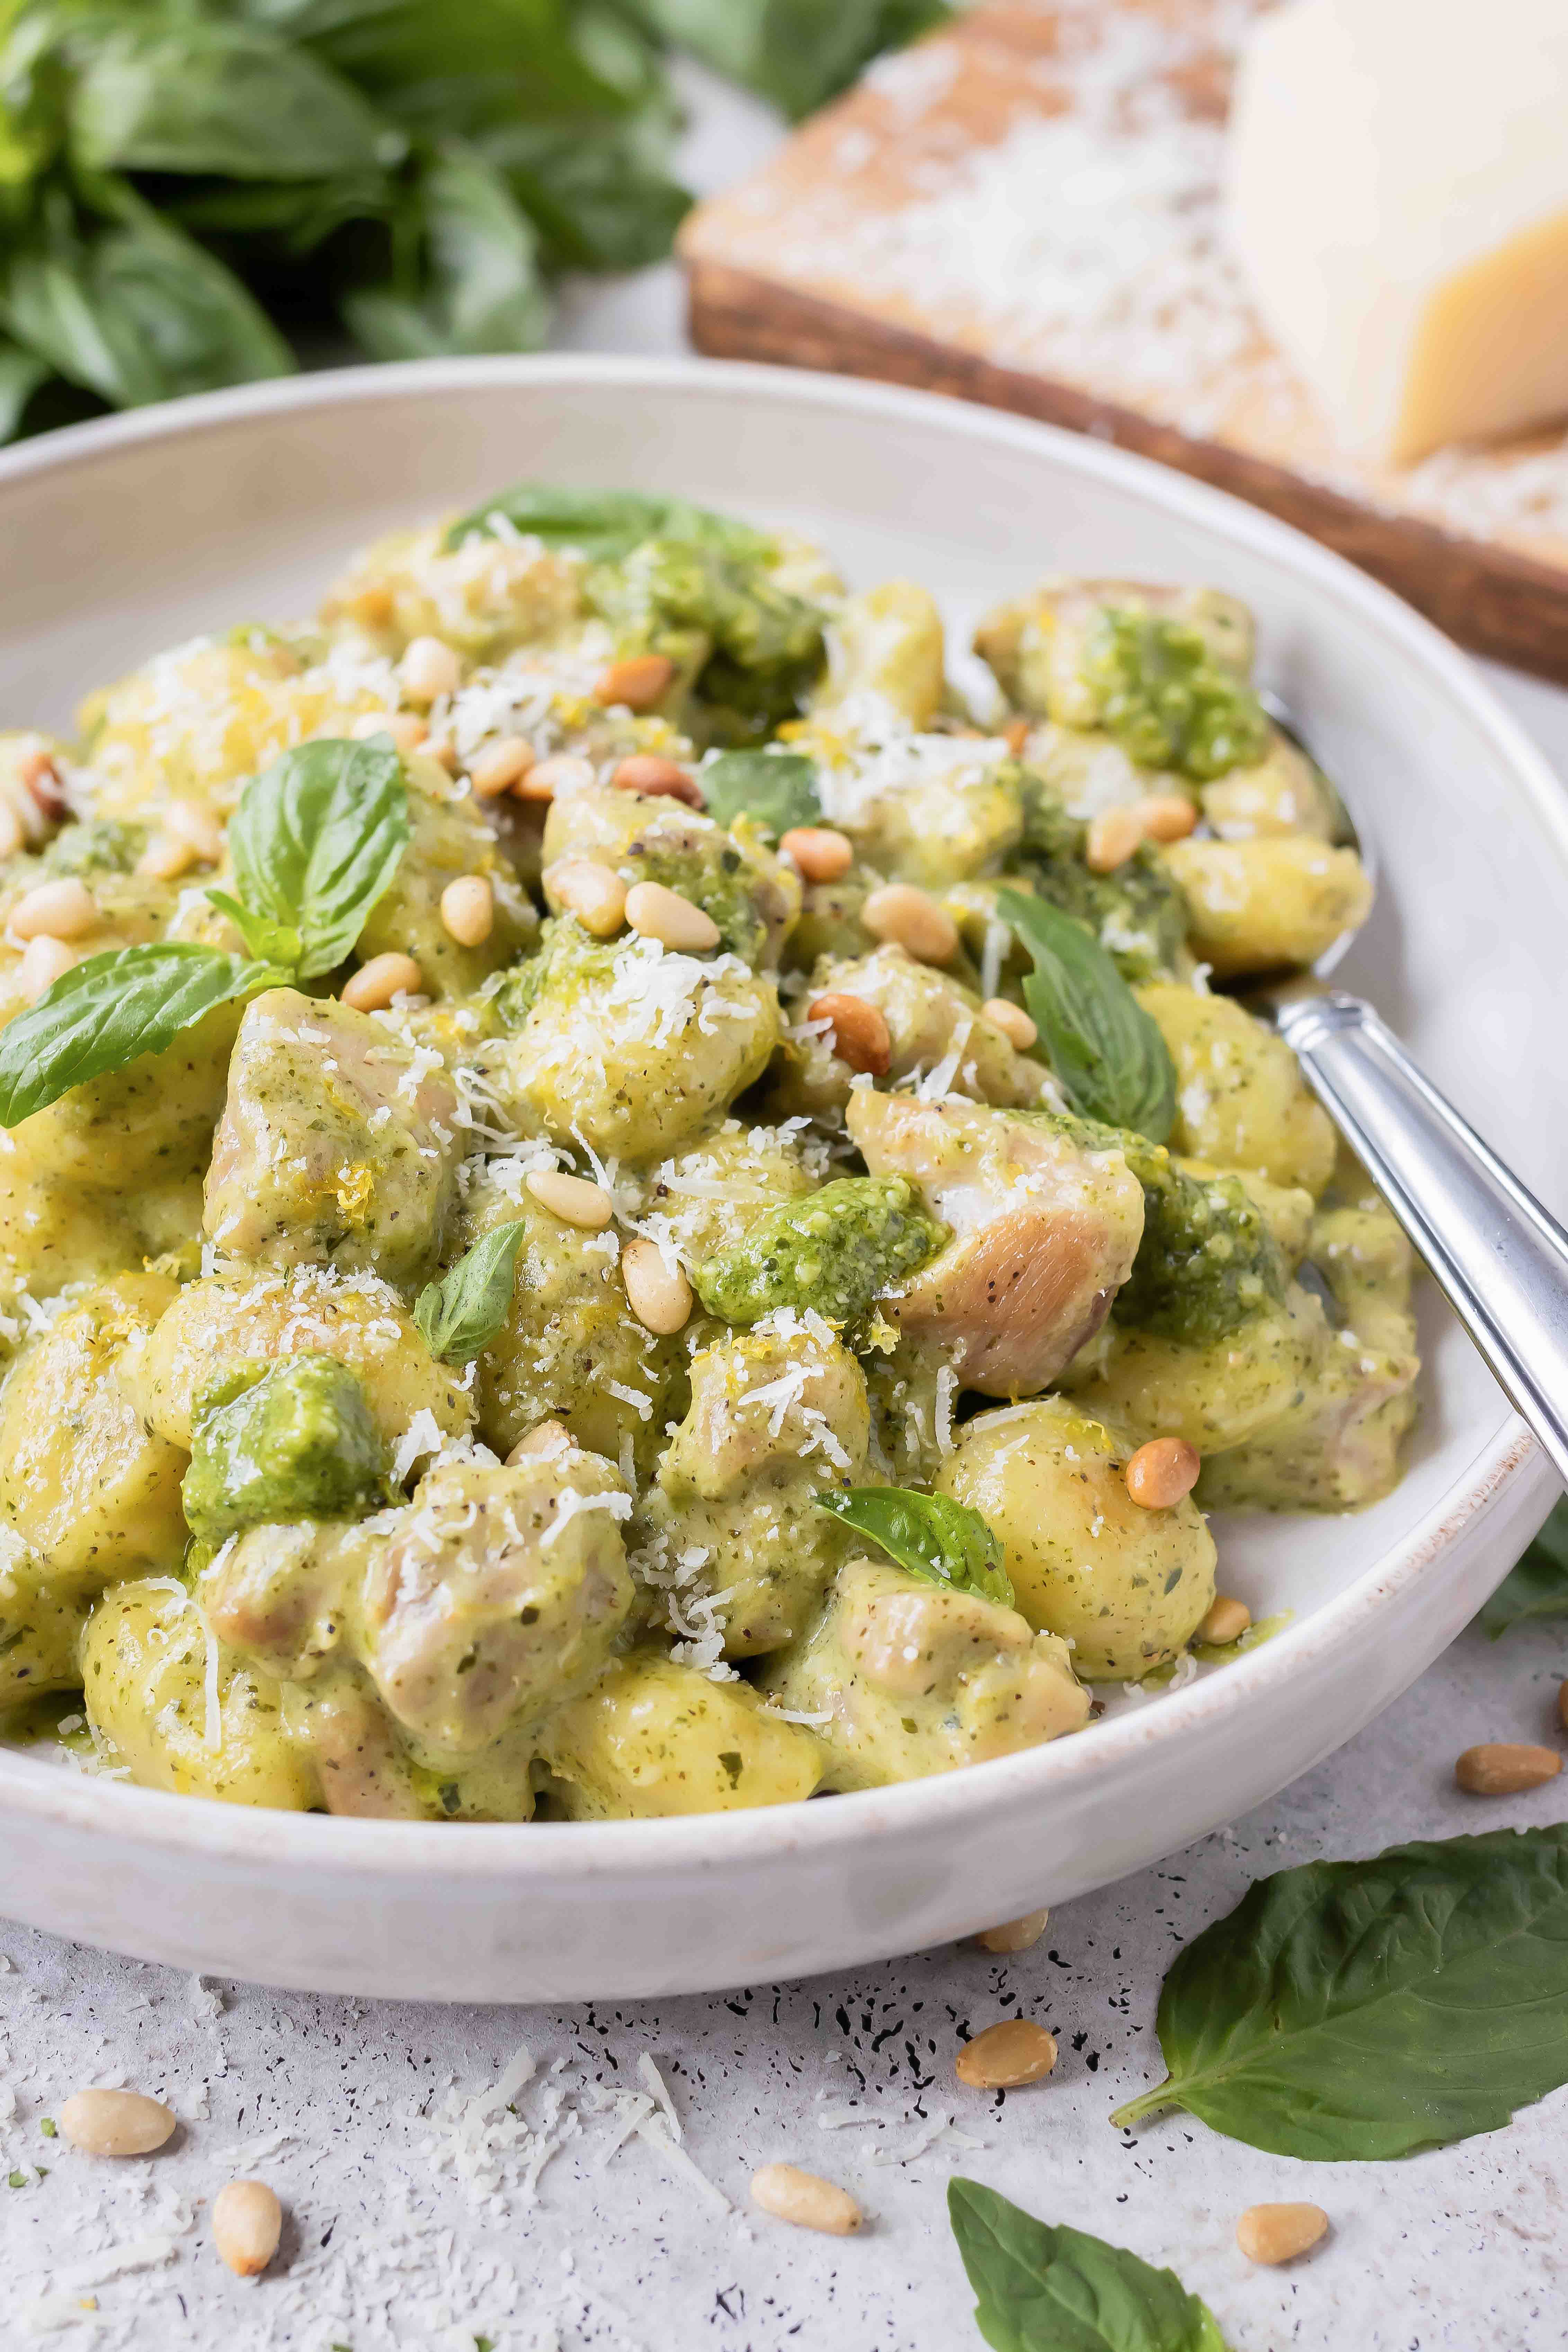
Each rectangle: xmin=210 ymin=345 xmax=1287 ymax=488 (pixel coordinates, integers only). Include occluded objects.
xmin=1226 ymin=0 xmax=1568 ymax=465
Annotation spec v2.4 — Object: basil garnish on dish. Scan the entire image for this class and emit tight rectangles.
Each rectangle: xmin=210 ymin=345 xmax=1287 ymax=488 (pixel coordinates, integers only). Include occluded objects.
xmin=948 ymin=2180 xmax=1231 ymax=2352
xmin=415 ymin=1221 xmax=527 ymax=1364
xmin=1111 ymin=1825 xmax=1568 ymax=2158
xmin=996 ymin=887 xmax=1176 ymax=1144
xmin=818 ymin=1486 xmax=1014 ymax=1609
xmin=698 ymin=750 xmax=821 ymax=841
xmin=444 ymin=481 xmax=769 ymax=562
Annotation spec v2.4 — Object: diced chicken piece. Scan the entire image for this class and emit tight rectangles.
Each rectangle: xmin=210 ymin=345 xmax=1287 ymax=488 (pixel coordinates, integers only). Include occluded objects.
xmin=847 ymin=1092 xmax=1146 ymax=1396
xmin=204 ymin=988 xmax=461 ymax=1284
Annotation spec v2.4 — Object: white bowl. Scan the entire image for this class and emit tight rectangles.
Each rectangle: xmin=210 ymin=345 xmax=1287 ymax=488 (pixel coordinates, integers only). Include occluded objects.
xmin=0 ymin=358 xmax=1559 ymax=2000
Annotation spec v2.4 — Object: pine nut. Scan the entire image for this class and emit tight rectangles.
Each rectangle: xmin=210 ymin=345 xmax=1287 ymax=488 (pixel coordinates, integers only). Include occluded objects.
xmin=1236 ymin=2203 xmax=1328 ymax=2266
xmin=611 ymin=754 xmax=703 ymax=805
xmin=1454 ymin=1741 xmax=1562 ymax=1796
xmin=955 ymin=2018 xmax=1057 ymax=2090
xmin=468 ymin=735 xmax=535 ymax=798
xmin=974 ymin=1908 xmax=1049 ymax=1955
xmin=595 ymin=653 xmax=675 ymax=712
xmin=1125 ymin=1437 xmax=1201 ymax=1508
xmin=137 ymin=832 xmax=196 ymax=882
xmin=750 ymin=2163 xmax=863 ymax=2236
xmin=1001 ymin=716 xmax=1031 ymax=754
xmin=517 ymin=753 xmax=595 ymax=803
xmin=440 ymin=875 xmax=494 ymax=947
xmin=18 ymin=746 xmax=65 ymax=816
xmin=10 ymin=877 xmax=97 ymax=942
xmin=1196 ymin=1594 xmax=1251 ymax=1646
xmin=1135 ymin=793 xmax=1199 ymax=843
xmin=212 ymin=2178 xmax=282 ymax=2277
xmin=862 ymin=883 xmax=958 ymax=965
xmin=19 ymin=937 xmax=79 ymax=998
xmin=399 ymin=635 xmax=461 ymax=704
xmin=549 ymin=858 xmax=628 ymax=939
xmin=426 ymin=736 xmax=460 ymax=776
xmin=508 ymin=1419 xmax=572 ymax=1463
xmin=807 ymin=991 xmax=891 ymax=1077
xmin=353 ymin=583 xmax=394 ymax=627
xmin=342 ymin=952 xmax=423 ymax=1012
xmin=351 ymin=710 xmax=428 ymax=755
xmin=1086 ymin=806 xmax=1145 ymax=873
xmin=161 ymin=797 xmax=225 ymax=864
xmin=625 ymin=880 xmax=720 ymax=953
xmin=622 ymin=1237 xmax=693 ymax=1335
xmin=59 ymin=2088 xmax=175 ymax=2156
xmin=781 ymin=826 xmax=854 ymax=883
xmin=525 ymin=1168 xmax=613 ymax=1230
xmin=982 ymin=997 xmax=1037 ymax=1051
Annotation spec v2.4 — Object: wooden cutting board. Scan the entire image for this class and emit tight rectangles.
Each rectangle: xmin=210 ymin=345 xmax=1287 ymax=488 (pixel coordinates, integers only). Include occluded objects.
xmin=679 ymin=0 xmax=1568 ymax=683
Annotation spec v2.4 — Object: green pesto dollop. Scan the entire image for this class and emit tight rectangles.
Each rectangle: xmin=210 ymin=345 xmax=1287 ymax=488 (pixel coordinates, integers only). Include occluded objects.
xmin=1085 ymin=609 xmax=1269 ymax=781
xmin=492 ymin=912 xmax=612 ymax=1031
xmin=1113 ymin=1142 xmax=1287 ymax=1344
xmin=181 ymin=1354 xmax=394 ymax=1545
xmin=1017 ymin=787 xmax=1188 ymax=983
xmin=589 ymin=537 xmax=827 ymax=740
xmin=620 ymin=834 xmax=767 ymax=964
xmin=41 ymin=818 xmax=149 ymax=879
xmin=693 ymin=1176 xmax=946 ymax=1330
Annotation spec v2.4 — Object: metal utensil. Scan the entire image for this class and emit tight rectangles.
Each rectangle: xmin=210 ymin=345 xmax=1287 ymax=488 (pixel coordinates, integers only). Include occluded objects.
xmin=1239 ymin=693 xmax=1568 ymax=1488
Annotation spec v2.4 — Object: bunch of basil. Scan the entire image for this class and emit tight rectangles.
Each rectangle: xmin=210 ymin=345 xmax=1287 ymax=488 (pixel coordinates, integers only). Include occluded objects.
xmin=0 ymin=0 xmax=948 ymax=444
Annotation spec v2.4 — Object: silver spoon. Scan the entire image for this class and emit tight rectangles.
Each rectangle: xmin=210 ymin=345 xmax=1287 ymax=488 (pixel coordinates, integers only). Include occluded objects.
xmin=1239 ymin=692 xmax=1568 ymax=1487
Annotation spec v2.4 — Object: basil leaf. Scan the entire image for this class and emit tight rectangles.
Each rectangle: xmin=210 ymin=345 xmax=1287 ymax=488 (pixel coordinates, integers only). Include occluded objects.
xmin=817 ymin=1486 xmax=1013 ymax=1608
xmin=1481 ymin=1499 xmax=1568 ymax=1637
xmin=204 ymin=888 xmax=302 ymax=972
xmin=444 ymin=481 xmax=767 ymax=561
xmin=1110 ymin=1825 xmax=1568 ymax=2159
xmin=996 ymin=887 xmax=1175 ymax=1144
xmin=630 ymin=0 xmax=952 ymax=122
xmin=0 ymin=944 xmax=279 ymax=1127
xmin=227 ymin=737 xmax=411 ymax=980
xmin=342 ymin=140 xmax=549 ymax=362
xmin=414 ymin=1221 xmax=526 ymax=1363
xmin=699 ymin=750 xmax=820 ymax=841
xmin=948 ymin=2180 xmax=1230 ymax=2352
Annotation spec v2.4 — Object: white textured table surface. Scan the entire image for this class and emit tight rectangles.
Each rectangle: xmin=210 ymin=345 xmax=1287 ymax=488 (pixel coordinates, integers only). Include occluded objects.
xmin=3 ymin=69 xmax=1568 ymax=2352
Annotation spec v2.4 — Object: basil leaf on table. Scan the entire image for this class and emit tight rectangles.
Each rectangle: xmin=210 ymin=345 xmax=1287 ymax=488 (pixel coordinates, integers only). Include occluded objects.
xmin=948 ymin=2180 xmax=1230 ymax=2352
xmin=0 ymin=944 xmax=281 ymax=1127
xmin=415 ymin=1221 xmax=526 ymax=1363
xmin=444 ymin=480 xmax=768 ymax=561
xmin=699 ymin=750 xmax=820 ymax=841
xmin=996 ymin=888 xmax=1176 ymax=1144
xmin=1110 ymin=1825 xmax=1568 ymax=2159
xmin=817 ymin=1486 xmax=1013 ymax=1608
xmin=1480 ymin=1498 xmax=1568 ymax=1637
xmin=342 ymin=141 xmax=549 ymax=362
xmin=225 ymin=737 xmax=411 ymax=979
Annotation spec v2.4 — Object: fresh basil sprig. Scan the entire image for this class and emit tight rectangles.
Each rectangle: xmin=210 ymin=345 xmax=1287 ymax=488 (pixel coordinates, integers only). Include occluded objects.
xmin=1481 ymin=1498 xmax=1568 ymax=1637
xmin=817 ymin=1486 xmax=1014 ymax=1609
xmin=700 ymin=750 xmax=821 ymax=842
xmin=444 ymin=481 xmax=768 ymax=562
xmin=948 ymin=2181 xmax=1231 ymax=2352
xmin=415 ymin=1221 xmax=527 ymax=1364
xmin=1110 ymin=1824 xmax=1568 ymax=2158
xmin=996 ymin=888 xmax=1176 ymax=1144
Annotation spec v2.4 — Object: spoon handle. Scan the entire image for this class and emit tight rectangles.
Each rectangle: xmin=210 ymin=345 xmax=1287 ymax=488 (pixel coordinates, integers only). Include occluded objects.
xmin=1272 ymin=991 xmax=1568 ymax=1488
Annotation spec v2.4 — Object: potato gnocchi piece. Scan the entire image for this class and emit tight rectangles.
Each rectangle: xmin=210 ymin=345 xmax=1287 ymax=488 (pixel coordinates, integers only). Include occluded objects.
xmin=772 ymin=943 xmax=1057 ymax=1120
xmin=1141 ymin=982 xmax=1338 ymax=1197
xmin=536 ymin=1649 xmax=824 ymax=1818
xmin=1164 ymin=836 xmax=1372 ymax=977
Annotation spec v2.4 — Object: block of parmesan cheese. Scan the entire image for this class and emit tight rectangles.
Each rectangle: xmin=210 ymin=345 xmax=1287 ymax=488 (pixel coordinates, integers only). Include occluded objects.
xmin=1225 ymin=0 xmax=1568 ymax=465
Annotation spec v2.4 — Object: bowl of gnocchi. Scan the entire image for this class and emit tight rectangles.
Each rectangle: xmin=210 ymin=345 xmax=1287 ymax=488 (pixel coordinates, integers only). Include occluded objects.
xmin=0 ymin=357 xmax=1558 ymax=1999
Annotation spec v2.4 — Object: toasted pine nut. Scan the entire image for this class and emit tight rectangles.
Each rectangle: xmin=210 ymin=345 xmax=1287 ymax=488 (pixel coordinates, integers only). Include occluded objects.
xmin=18 ymin=746 xmax=65 ymax=816
xmin=625 ymin=880 xmax=720 ymax=953
xmin=807 ymin=990 xmax=891 ymax=1077
xmin=518 ymin=753 xmax=595 ymax=803
xmin=351 ymin=710 xmax=428 ymax=755
xmin=862 ymin=882 xmax=957 ymax=965
xmin=974 ymin=1908 xmax=1049 ymax=1955
xmin=612 ymin=754 xmax=703 ymax=805
xmin=549 ymin=858 xmax=628 ymax=939
xmin=982 ymin=997 xmax=1036 ymax=1051
xmin=399 ymin=635 xmax=461 ymax=704
xmin=1086 ymin=806 xmax=1144 ymax=873
xmin=955 ymin=2018 xmax=1057 ymax=2090
xmin=526 ymin=1168 xmax=613 ymax=1230
xmin=1125 ymin=1437 xmax=1201 ymax=1509
xmin=440 ymin=875 xmax=494 ymax=947
xmin=1196 ymin=1595 xmax=1251 ymax=1646
xmin=622 ymin=1237 xmax=693 ymax=1336
xmin=426 ymin=736 xmax=460 ymax=776
xmin=10 ymin=877 xmax=96 ymax=942
xmin=60 ymin=2088 xmax=175 ymax=2157
xmin=1236 ymin=2203 xmax=1329 ymax=2266
xmin=1454 ymin=1741 xmax=1562 ymax=1796
xmin=508 ymin=1419 xmax=572 ymax=1463
xmin=1001 ymin=716 xmax=1031 ymax=755
xmin=353 ymin=583 xmax=394 ymax=627
xmin=781 ymin=826 xmax=854 ymax=884
xmin=19 ymin=936 xmax=79 ymax=999
xmin=212 ymin=2178 xmax=283 ymax=2277
xmin=162 ymin=797 xmax=225 ymax=864
xmin=750 ymin=2163 xmax=862 ymax=2236
xmin=595 ymin=653 xmax=675 ymax=712
xmin=342 ymin=952 xmax=422 ymax=1013
xmin=468 ymin=735 xmax=535 ymax=798
xmin=137 ymin=832 xmax=196 ymax=882
xmin=1135 ymin=793 xmax=1199 ymax=843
